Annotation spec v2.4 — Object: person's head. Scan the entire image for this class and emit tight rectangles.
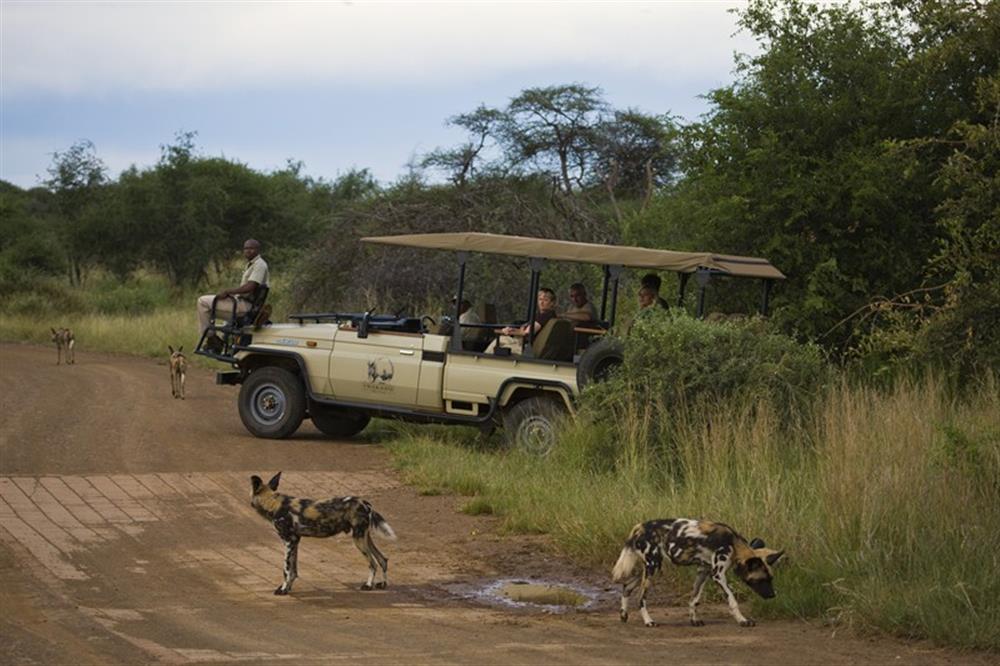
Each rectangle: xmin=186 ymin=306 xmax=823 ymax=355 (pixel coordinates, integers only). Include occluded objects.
xmin=568 ymin=282 xmax=588 ymax=308
xmin=638 ymin=286 xmax=656 ymax=309
xmin=243 ymin=239 xmax=262 ymax=261
xmin=641 ymin=273 xmax=661 ymax=294
xmin=537 ymin=288 xmax=556 ymax=312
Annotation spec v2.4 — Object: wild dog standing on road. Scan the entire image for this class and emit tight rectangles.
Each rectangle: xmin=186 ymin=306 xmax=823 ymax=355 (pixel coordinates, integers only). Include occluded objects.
xmin=612 ymin=518 xmax=784 ymax=627
xmin=50 ymin=327 xmax=75 ymax=365
xmin=168 ymin=345 xmax=187 ymax=399
xmin=250 ymin=472 xmax=396 ymax=595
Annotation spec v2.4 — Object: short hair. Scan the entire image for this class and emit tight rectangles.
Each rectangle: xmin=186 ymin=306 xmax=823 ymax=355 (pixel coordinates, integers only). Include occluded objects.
xmin=538 ymin=287 xmax=556 ymax=300
xmin=569 ymin=282 xmax=586 ymax=293
xmin=641 ymin=273 xmax=661 ymax=291
xmin=639 ymin=286 xmax=656 ymax=297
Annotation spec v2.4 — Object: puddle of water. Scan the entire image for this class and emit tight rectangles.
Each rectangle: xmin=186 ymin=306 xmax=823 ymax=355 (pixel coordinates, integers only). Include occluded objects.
xmin=446 ymin=578 xmax=599 ymax=613
xmin=499 ymin=581 xmax=587 ymax=607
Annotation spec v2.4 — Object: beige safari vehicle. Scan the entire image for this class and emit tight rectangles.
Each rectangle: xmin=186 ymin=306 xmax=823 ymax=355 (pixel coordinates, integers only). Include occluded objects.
xmin=197 ymin=233 xmax=784 ymax=453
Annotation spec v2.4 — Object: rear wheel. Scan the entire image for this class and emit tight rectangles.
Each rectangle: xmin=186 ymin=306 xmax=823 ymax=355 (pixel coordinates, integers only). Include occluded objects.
xmin=502 ymin=396 xmax=566 ymax=456
xmin=238 ymin=367 xmax=306 ymax=439
xmin=576 ymin=337 xmax=624 ymax=389
xmin=311 ymin=406 xmax=371 ymax=439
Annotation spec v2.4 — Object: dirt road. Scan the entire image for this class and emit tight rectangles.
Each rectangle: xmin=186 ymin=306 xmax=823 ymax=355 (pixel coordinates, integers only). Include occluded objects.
xmin=0 ymin=343 xmax=987 ymax=665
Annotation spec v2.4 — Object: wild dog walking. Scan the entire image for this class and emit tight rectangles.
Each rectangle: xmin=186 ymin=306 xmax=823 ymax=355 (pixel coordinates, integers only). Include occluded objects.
xmin=168 ymin=346 xmax=187 ymax=399
xmin=250 ymin=472 xmax=396 ymax=595
xmin=50 ymin=327 xmax=75 ymax=365
xmin=612 ymin=519 xmax=784 ymax=628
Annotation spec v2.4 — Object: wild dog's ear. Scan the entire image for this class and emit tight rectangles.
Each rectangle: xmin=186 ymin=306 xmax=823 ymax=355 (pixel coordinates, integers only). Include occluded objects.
xmin=749 ymin=537 xmax=766 ymax=549
xmin=168 ymin=345 xmax=175 ymax=354
xmin=754 ymin=547 xmax=785 ymax=566
xmin=51 ymin=328 xmax=57 ymax=335
xmin=178 ymin=345 xmax=183 ymax=353
xmin=251 ymin=475 xmax=263 ymax=493
xmin=267 ymin=471 xmax=282 ymax=491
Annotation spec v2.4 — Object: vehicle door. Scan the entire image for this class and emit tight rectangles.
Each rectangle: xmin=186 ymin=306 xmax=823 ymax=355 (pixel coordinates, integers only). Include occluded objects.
xmin=328 ymin=326 xmax=422 ymax=407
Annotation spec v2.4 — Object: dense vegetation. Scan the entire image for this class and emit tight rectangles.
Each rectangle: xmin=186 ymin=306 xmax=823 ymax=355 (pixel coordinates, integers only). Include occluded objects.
xmin=2 ymin=0 xmax=998 ymax=648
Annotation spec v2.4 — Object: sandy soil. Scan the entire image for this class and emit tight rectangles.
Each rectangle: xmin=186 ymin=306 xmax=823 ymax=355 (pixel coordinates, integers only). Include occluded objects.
xmin=0 ymin=342 xmax=990 ymax=665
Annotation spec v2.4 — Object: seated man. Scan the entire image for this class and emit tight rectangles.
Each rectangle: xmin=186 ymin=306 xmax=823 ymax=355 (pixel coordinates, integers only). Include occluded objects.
xmin=197 ymin=238 xmax=269 ymax=349
xmin=487 ymin=287 xmax=557 ymax=355
xmin=562 ymin=282 xmax=599 ymax=323
xmin=641 ymin=273 xmax=671 ymax=310
xmin=440 ymin=296 xmax=483 ymax=349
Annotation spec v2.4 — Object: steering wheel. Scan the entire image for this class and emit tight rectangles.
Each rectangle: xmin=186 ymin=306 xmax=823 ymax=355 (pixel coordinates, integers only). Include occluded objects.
xmin=420 ymin=315 xmax=436 ymax=333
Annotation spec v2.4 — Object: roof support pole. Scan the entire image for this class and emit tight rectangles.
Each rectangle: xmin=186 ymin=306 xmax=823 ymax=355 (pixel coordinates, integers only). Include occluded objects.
xmin=599 ymin=265 xmax=611 ymax=322
xmin=760 ymin=279 xmax=773 ymax=316
xmin=678 ymin=273 xmax=690 ymax=308
xmin=695 ymin=268 xmax=711 ymax=319
xmin=607 ymin=265 xmax=623 ymax=327
xmin=524 ymin=257 xmax=545 ymax=357
xmin=451 ymin=252 xmax=469 ymax=352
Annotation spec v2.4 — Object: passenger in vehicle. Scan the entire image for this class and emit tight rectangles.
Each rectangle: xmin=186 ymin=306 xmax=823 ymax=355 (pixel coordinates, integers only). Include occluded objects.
xmin=487 ymin=287 xmax=557 ymax=355
xmin=640 ymin=273 xmax=671 ymax=310
xmin=562 ymin=282 xmax=599 ymax=323
xmin=197 ymin=238 xmax=269 ymax=351
xmin=438 ymin=296 xmax=483 ymax=348
xmin=625 ymin=286 xmax=658 ymax=334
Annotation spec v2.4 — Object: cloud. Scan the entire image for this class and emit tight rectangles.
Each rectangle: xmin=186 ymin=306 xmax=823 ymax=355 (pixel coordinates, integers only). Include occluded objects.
xmin=2 ymin=1 xmax=752 ymax=95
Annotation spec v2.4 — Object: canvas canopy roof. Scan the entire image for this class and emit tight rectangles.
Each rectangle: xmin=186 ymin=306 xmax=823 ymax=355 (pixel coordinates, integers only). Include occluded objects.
xmin=361 ymin=232 xmax=785 ymax=280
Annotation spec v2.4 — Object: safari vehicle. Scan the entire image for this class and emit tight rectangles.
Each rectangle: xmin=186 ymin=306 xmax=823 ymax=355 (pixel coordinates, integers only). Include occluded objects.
xmin=195 ymin=233 xmax=785 ymax=453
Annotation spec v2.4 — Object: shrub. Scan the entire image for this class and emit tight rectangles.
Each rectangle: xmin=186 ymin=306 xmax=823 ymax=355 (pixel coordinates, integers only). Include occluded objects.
xmin=584 ymin=310 xmax=830 ymax=416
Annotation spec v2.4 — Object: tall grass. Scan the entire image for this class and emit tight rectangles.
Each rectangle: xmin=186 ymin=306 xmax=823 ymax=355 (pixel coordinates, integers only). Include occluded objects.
xmin=390 ymin=376 xmax=1000 ymax=649
xmin=0 ymin=268 xmax=291 ymax=366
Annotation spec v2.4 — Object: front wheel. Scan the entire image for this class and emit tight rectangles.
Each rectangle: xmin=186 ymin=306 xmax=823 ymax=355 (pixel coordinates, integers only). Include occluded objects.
xmin=238 ymin=367 xmax=306 ymax=439
xmin=311 ymin=406 xmax=371 ymax=439
xmin=502 ymin=396 xmax=566 ymax=456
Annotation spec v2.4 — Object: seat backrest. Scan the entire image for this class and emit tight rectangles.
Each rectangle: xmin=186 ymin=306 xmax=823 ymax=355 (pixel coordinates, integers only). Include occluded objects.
xmin=474 ymin=302 xmax=498 ymax=347
xmin=533 ymin=318 xmax=575 ymax=361
xmin=239 ymin=284 xmax=270 ymax=326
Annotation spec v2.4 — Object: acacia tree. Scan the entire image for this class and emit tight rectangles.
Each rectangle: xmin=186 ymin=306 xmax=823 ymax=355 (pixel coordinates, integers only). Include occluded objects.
xmin=44 ymin=140 xmax=108 ymax=285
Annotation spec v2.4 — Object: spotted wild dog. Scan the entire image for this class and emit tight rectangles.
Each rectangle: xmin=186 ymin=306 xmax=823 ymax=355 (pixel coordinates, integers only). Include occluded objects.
xmin=50 ymin=327 xmax=75 ymax=365
xmin=250 ymin=472 xmax=396 ymax=595
xmin=612 ymin=518 xmax=784 ymax=628
xmin=168 ymin=345 xmax=187 ymax=399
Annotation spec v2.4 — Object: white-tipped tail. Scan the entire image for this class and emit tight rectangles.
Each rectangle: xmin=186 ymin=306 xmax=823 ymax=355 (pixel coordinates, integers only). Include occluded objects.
xmin=612 ymin=546 xmax=642 ymax=583
xmin=375 ymin=520 xmax=397 ymax=540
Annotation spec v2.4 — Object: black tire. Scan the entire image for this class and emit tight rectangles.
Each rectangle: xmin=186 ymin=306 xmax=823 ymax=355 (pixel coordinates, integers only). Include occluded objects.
xmin=576 ymin=337 xmax=624 ymax=389
xmin=238 ymin=367 xmax=306 ymax=439
xmin=311 ymin=406 xmax=371 ymax=439
xmin=502 ymin=396 xmax=566 ymax=456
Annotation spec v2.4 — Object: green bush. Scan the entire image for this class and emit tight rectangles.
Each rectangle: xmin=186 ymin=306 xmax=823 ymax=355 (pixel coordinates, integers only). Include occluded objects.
xmin=585 ymin=310 xmax=830 ymax=415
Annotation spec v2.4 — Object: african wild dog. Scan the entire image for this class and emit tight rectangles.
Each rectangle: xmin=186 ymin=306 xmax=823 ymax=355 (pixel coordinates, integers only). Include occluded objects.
xmin=50 ymin=327 xmax=75 ymax=365
xmin=250 ymin=472 xmax=396 ymax=595
xmin=168 ymin=345 xmax=187 ymax=399
xmin=612 ymin=519 xmax=784 ymax=628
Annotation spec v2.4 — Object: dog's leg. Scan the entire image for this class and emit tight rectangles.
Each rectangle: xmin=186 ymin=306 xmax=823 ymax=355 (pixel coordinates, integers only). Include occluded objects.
xmin=68 ymin=339 xmax=74 ymax=364
xmin=688 ymin=567 xmax=710 ymax=626
xmin=353 ymin=534 xmax=379 ymax=590
xmin=638 ymin=573 xmax=657 ymax=627
xmin=619 ymin=575 xmax=641 ymax=623
xmin=275 ymin=536 xmax=299 ymax=595
xmin=367 ymin=532 xmax=389 ymax=589
xmin=712 ymin=569 xmax=754 ymax=627
xmin=180 ymin=370 xmax=185 ymax=399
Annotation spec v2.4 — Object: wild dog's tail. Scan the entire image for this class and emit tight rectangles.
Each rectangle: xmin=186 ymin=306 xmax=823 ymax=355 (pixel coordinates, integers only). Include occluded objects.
xmin=611 ymin=523 xmax=647 ymax=583
xmin=370 ymin=509 xmax=397 ymax=540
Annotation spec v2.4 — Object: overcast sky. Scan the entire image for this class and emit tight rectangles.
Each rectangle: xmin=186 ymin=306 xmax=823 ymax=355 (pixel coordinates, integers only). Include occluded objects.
xmin=1 ymin=1 xmax=755 ymax=189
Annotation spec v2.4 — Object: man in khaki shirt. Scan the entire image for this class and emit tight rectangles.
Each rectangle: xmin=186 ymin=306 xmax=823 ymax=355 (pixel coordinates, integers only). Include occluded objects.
xmin=197 ymin=239 xmax=270 ymax=340
xmin=562 ymin=282 xmax=598 ymax=323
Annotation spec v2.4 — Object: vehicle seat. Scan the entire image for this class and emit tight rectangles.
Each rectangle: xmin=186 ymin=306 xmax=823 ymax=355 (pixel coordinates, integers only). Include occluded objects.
xmin=472 ymin=302 xmax=498 ymax=351
xmin=532 ymin=318 xmax=575 ymax=362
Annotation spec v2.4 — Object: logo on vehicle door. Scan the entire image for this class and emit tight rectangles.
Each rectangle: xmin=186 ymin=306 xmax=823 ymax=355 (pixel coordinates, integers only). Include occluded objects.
xmin=366 ymin=358 xmax=395 ymax=388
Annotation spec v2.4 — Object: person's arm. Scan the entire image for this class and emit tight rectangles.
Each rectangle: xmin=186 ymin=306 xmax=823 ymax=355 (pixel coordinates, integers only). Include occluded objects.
xmin=218 ymin=281 xmax=259 ymax=299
